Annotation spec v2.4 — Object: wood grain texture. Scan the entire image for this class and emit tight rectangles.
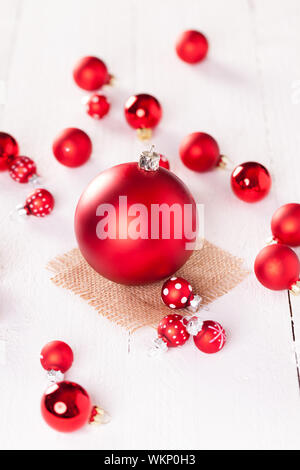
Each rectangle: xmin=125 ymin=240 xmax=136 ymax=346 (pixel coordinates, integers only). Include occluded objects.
xmin=0 ymin=0 xmax=300 ymax=450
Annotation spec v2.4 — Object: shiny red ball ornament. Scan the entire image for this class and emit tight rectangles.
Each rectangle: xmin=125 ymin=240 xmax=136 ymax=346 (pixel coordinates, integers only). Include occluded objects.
xmin=179 ymin=132 xmax=223 ymax=172
xmin=193 ymin=320 xmax=226 ymax=354
xmin=159 ymin=154 xmax=170 ymax=170
xmin=254 ymin=244 xmax=300 ymax=292
xmin=157 ymin=314 xmax=190 ymax=347
xmin=24 ymin=188 xmax=55 ymax=217
xmin=41 ymin=381 xmax=91 ymax=432
xmin=53 ymin=128 xmax=92 ymax=168
xmin=231 ymin=162 xmax=271 ymax=203
xmin=161 ymin=276 xmax=193 ymax=309
xmin=0 ymin=132 xmax=19 ymax=171
xmin=124 ymin=94 xmax=162 ymax=140
xmin=8 ymin=156 xmax=37 ymax=183
xmin=75 ymin=148 xmax=197 ymax=285
xmin=40 ymin=341 xmax=74 ymax=373
xmin=85 ymin=94 xmax=110 ymax=119
xmin=73 ymin=56 xmax=111 ymax=91
xmin=271 ymin=203 xmax=300 ymax=247
xmin=176 ymin=30 xmax=209 ymax=64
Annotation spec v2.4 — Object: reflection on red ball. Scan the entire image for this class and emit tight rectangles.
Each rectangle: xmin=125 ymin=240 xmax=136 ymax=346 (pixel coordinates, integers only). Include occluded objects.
xmin=193 ymin=320 xmax=226 ymax=354
xmin=176 ymin=30 xmax=209 ymax=64
xmin=271 ymin=203 xmax=300 ymax=247
xmin=179 ymin=132 xmax=220 ymax=172
xmin=231 ymin=162 xmax=271 ymax=203
xmin=124 ymin=94 xmax=162 ymax=130
xmin=53 ymin=128 xmax=92 ymax=168
xmin=254 ymin=244 xmax=300 ymax=291
xmin=0 ymin=132 xmax=19 ymax=171
xmin=40 ymin=341 xmax=74 ymax=373
xmin=73 ymin=56 xmax=110 ymax=91
xmin=41 ymin=381 xmax=91 ymax=432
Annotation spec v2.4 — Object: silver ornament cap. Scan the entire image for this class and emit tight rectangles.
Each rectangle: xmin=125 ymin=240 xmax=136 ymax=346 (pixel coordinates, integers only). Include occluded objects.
xmin=139 ymin=145 xmax=160 ymax=171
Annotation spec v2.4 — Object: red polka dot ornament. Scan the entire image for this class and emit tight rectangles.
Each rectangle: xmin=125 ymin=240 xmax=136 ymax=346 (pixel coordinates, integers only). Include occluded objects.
xmin=179 ymin=132 xmax=228 ymax=172
xmin=149 ymin=314 xmax=190 ymax=356
xmin=161 ymin=276 xmax=202 ymax=313
xmin=84 ymin=94 xmax=110 ymax=120
xmin=73 ymin=56 xmax=113 ymax=91
xmin=53 ymin=128 xmax=92 ymax=168
xmin=270 ymin=203 xmax=300 ymax=247
xmin=124 ymin=93 xmax=162 ymax=140
xmin=15 ymin=188 xmax=54 ymax=219
xmin=231 ymin=162 xmax=271 ymax=203
xmin=8 ymin=156 xmax=39 ymax=184
xmin=176 ymin=30 xmax=209 ymax=64
xmin=0 ymin=132 xmax=19 ymax=171
xmin=159 ymin=154 xmax=170 ymax=170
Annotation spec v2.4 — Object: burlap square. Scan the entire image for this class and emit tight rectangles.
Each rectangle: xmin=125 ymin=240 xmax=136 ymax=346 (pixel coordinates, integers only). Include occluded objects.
xmin=47 ymin=241 xmax=248 ymax=332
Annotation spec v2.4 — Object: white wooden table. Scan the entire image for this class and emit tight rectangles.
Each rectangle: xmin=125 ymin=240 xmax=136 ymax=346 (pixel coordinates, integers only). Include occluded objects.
xmin=1 ymin=0 xmax=300 ymax=450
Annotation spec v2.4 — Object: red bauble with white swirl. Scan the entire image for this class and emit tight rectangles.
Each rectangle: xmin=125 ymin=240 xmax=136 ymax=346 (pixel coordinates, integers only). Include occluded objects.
xmin=9 ymin=156 xmax=37 ymax=183
xmin=157 ymin=314 xmax=190 ymax=347
xmin=124 ymin=94 xmax=162 ymax=131
xmin=73 ymin=56 xmax=111 ymax=91
xmin=85 ymin=94 xmax=110 ymax=120
xmin=53 ymin=128 xmax=92 ymax=168
xmin=24 ymin=188 xmax=54 ymax=217
xmin=41 ymin=381 xmax=91 ymax=432
xmin=0 ymin=132 xmax=19 ymax=171
xmin=271 ymin=203 xmax=300 ymax=247
xmin=176 ymin=30 xmax=209 ymax=64
xmin=40 ymin=341 xmax=74 ymax=373
xmin=231 ymin=162 xmax=271 ymax=203
xmin=161 ymin=276 xmax=193 ymax=309
xmin=159 ymin=154 xmax=170 ymax=170
xmin=180 ymin=132 xmax=221 ymax=172
xmin=193 ymin=320 xmax=226 ymax=354
xmin=75 ymin=150 xmax=197 ymax=285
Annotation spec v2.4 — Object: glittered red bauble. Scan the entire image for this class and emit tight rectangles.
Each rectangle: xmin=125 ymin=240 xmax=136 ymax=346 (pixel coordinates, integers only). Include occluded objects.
xmin=176 ymin=30 xmax=209 ymax=64
xmin=231 ymin=162 xmax=271 ymax=203
xmin=161 ymin=276 xmax=193 ymax=309
xmin=0 ymin=132 xmax=19 ymax=171
xmin=25 ymin=188 xmax=55 ymax=217
xmin=9 ymin=156 xmax=37 ymax=183
xmin=85 ymin=94 xmax=110 ymax=119
xmin=53 ymin=128 xmax=92 ymax=168
xmin=73 ymin=56 xmax=110 ymax=91
xmin=124 ymin=94 xmax=162 ymax=130
xmin=179 ymin=132 xmax=220 ymax=172
xmin=254 ymin=244 xmax=300 ymax=291
xmin=41 ymin=381 xmax=91 ymax=432
xmin=193 ymin=320 xmax=226 ymax=354
xmin=157 ymin=314 xmax=190 ymax=347
xmin=75 ymin=151 xmax=197 ymax=285
xmin=159 ymin=154 xmax=170 ymax=170
xmin=271 ymin=203 xmax=300 ymax=247
xmin=40 ymin=341 xmax=74 ymax=373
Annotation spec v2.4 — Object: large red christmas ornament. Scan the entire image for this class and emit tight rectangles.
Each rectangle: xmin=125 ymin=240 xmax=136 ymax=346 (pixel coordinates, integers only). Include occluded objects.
xmin=124 ymin=94 xmax=162 ymax=140
xmin=161 ymin=276 xmax=202 ymax=312
xmin=231 ymin=162 xmax=271 ymax=203
xmin=179 ymin=132 xmax=226 ymax=172
xmin=8 ymin=156 xmax=37 ymax=183
xmin=53 ymin=128 xmax=92 ymax=168
xmin=75 ymin=148 xmax=197 ymax=285
xmin=254 ymin=244 xmax=300 ymax=293
xmin=18 ymin=188 xmax=55 ymax=218
xmin=41 ymin=381 xmax=91 ymax=432
xmin=157 ymin=314 xmax=190 ymax=347
xmin=73 ymin=56 xmax=112 ymax=91
xmin=0 ymin=132 xmax=19 ymax=171
xmin=40 ymin=341 xmax=74 ymax=373
xmin=85 ymin=94 xmax=110 ymax=119
xmin=271 ymin=203 xmax=300 ymax=247
xmin=159 ymin=154 xmax=170 ymax=170
xmin=193 ymin=320 xmax=226 ymax=354
xmin=176 ymin=30 xmax=209 ymax=64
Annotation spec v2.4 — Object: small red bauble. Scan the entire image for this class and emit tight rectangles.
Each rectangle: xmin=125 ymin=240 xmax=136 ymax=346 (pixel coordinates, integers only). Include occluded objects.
xmin=254 ymin=244 xmax=300 ymax=292
xmin=271 ymin=203 xmax=300 ymax=247
xmin=157 ymin=314 xmax=190 ymax=347
xmin=159 ymin=154 xmax=170 ymax=170
xmin=85 ymin=94 xmax=110 ymax=119
xmin=0 ymin=132 xmax=19 ymax=171
xmin=161 ymin=276 xmax=193 ymax=309
xmin=53 ymin=128 xmax=92 ymax=168
xmin=73 ymin=56 xmax=111 ymax=91
xmin=176 ymin=30 xmax=209 ymax=64
xmin=24 ymin=188 xmax=54 ymax=217
xmin=40 ymin=341 xmax=74 ymax=373
xmin=41 ymin=381 xmax=91 ymax=432
xmin=179 ymin=132 xmax=221 ymax=172
xmin=124 ymin=94 xmax=162 ymax=140
xmin=231 ymin=162 xmax=271 ymax=203
xmin=193 ymin=320 xmax=226 ymax=354
xmin=8 ymin=156 xmax=37 ymax=183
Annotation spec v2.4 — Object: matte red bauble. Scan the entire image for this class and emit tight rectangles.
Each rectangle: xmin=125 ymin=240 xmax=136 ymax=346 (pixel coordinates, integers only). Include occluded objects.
xmin=124 ymin=94 xmax=162 ymax=140
xmin=75 ymin=148 xmax=197 ymax=285
xmin=271 ymin=203 xmax=300 ymax=247
xmin=179 ymin=132 xmax=222 ymax=172
xmin=231 ymin=162 xmax=271 ymax=203
xmin=40 ymin=341 xmax=74 ymax=373
xmin=0 ymin=132 xmax=19 ymax=171
xmin=53 ymin=128 xmax=92 ymax=168
xmin=254 ymin=244 xmax=300 ymax=292
xmin=41 ymin=381 xmax=91 ymax=432
xmin=73 ymin=56 xmax=111 ymax=91
xmin=193 ymin=320 xmax=226 ymax=354
xmin=176 ymin=30 xmax=209 ymax=64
